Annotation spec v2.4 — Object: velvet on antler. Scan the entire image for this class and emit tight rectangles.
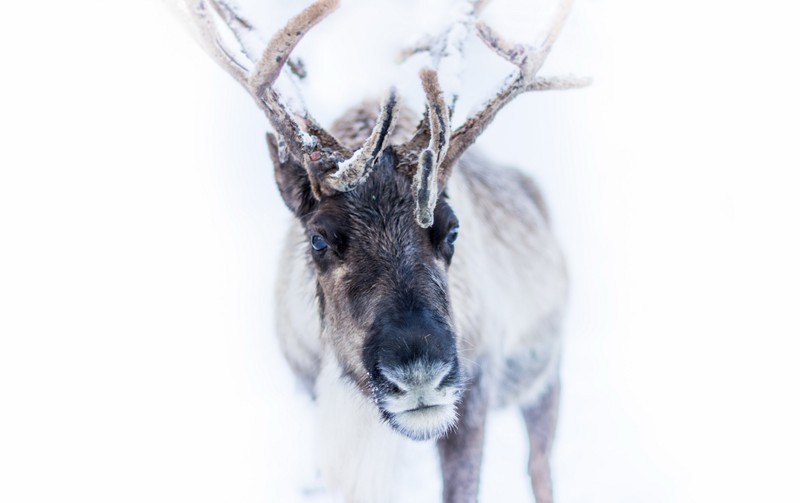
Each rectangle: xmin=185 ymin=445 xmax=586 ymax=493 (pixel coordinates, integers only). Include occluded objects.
xmin=184 ymin=0 xmax=399 ymax=200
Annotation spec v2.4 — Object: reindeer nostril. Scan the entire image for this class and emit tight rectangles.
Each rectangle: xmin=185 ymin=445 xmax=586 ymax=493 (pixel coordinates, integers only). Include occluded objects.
xmin=385 ymin=381 xmax=403 ymax=394
xmin=377 ymin=365 xmax=409 ymax=394
xmin=377 ymin=360 xmax=455 ymax=396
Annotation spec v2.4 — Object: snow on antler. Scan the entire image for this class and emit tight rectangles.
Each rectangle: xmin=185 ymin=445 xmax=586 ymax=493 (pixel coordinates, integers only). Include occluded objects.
xmin=439 ymin=0 xmax=591 ymax=178
xmin=327 ymin=88 xmax=401 ymax=192
xmin=398 ymin=0 xmax=488 ymax=108
xmin=182 ymin=0 xmax=588 ymax=225
xmin=184 ymin=0 xmax=345 ymax=164
xmin=184 ymin=0 xmax=407 ymax=198
xmin=393 ymin=0 xmax=589 ymax=227
xmin=413 ymin=69 xmax=451 ymax=228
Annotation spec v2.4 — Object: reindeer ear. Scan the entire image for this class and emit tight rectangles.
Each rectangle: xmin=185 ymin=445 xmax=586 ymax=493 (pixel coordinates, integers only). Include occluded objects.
xmin=266 ymin=133 xmax=317 ymax=217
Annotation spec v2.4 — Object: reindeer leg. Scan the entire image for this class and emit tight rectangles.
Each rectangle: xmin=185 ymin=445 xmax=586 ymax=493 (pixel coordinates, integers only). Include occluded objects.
xmin=521 ymin=379 xmax=560 ymax=503
xmin=437 ymin=379 xmax=488 ymax=503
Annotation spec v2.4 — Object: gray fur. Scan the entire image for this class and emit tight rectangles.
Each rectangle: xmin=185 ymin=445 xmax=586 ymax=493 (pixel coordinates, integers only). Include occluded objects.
xmin=275 ymin=103 xmax=568 ymax=503
xmin=523 ymin=380 xmax=561 ymax=503
xmin=187 ymin=1 xmax=575 ymax=499
xmin=438 ymin=378 xmax=488 ymax=503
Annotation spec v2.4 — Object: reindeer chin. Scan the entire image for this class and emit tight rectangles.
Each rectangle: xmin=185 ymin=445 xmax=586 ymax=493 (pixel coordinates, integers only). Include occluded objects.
xmin=374 ymin=377 xmax=463 ymax=441
xmin=384 ymin=403 xmax=459 ymax=441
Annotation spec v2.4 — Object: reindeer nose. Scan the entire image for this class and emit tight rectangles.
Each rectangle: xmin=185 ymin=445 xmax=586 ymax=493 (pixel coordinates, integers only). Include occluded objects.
xmin=365 ymin=308 xmax=459 ymax=395
xmin=366 ymin=311 xmax=463 ymax=439
xmin=379 ymin=360 xmax=453 ymax=395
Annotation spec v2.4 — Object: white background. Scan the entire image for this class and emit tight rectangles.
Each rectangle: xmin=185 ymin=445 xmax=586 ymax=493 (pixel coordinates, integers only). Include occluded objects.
xmin=1 ymin=0 xmax=799 ymax=501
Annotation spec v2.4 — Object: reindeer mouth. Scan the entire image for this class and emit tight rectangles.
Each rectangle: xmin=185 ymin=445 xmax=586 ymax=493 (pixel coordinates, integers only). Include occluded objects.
xmin=385 ymin=402 xmax=458 ymax=441
xmin=409 ymin=404 xmax=440 ymax=412
xmin=372 ymin=361 xmax=463 ymax=441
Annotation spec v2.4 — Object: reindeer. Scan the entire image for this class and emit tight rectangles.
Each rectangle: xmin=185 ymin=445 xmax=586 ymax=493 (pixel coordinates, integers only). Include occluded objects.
xmin=181 ymin=0 xmax=587 ymax=501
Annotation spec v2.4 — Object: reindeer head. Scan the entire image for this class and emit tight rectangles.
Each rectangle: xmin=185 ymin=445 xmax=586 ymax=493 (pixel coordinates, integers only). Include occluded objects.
xmin=274 ymin=145 xmax=464 ymax=440
xmin=264 ymin=72 xmax=463 ymax=440
xmin=184 ymin=0 xmax=586 ymax=440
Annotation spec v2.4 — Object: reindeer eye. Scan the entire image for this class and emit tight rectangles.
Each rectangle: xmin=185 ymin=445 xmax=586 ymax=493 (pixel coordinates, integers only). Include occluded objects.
xmin=446 ymin=225 xmax=459 ymax=245
xmin=311 ymin=234 xmax=328 ymax=252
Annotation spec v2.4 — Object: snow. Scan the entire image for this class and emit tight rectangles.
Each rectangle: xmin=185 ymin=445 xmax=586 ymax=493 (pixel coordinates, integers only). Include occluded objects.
xmin=2 ymin=0 xmax=800 ymax=502
xmin=403 ymin=1 xmax=477 ymax=107
xmin=208 ymin=0 xmax=262 ymax=70
xmin=336 ymin=147 xmax=362 ymax=170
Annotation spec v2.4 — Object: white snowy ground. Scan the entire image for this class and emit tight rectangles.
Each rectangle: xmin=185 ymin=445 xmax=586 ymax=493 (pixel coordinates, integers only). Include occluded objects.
xmin=2 ymin=0 xmax=800 ymax=502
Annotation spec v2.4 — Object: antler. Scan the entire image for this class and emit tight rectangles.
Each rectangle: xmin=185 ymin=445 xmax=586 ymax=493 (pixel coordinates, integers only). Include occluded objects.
xmin=412 ymin=69 xmax=450 ymax=228
xmin=397 ymin=0 xmax=489 ymax=108
xmin=185 ymin=0 xmax=399 ymax=198
xmin=187 ymin=0 xmax=339 ymax=160
xmin=184 ymin=0 xmax=585 ymax=226
xmin=440 ymin=0 xmax=591 ymax=179
xmin=400 ymin=0 xmax=589 ymax=226
xmin=325 ymin=88 xmax=401 ymax=192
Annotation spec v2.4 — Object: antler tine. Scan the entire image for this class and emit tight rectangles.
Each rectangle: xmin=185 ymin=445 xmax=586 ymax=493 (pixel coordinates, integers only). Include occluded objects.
xmin=249 ymin=0 xmax=339 ymax=98
xmin=397 ymin=0 xmax=488 ymax=109
xmin=187 ymin=0 xmax=250 ymax=89
xmin=247 ymin=0 xmax=348 ymax=159
xmin=540 ymin=0 xmax=575 ymax=59
xmin=441 ymin=0 xmax=589 ymax=173
xmin=186 ymin=0 xmax=346 ymax=162
xmin=473 ymin=0 xmax=573 ymax=82
xmin=206 ymin=0 xmax=261 ymax=62
xmin=413 ymin=68 xmax=451 ymax=228
xmin=420 ymin=69 xmax=451 ymax=165
xmin=323 ymin=87 xmax=401 ymax=193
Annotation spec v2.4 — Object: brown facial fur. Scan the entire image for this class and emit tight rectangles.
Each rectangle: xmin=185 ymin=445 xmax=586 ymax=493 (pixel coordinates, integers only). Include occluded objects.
xmin=287 ymin=148 xmax=460 ymax=394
